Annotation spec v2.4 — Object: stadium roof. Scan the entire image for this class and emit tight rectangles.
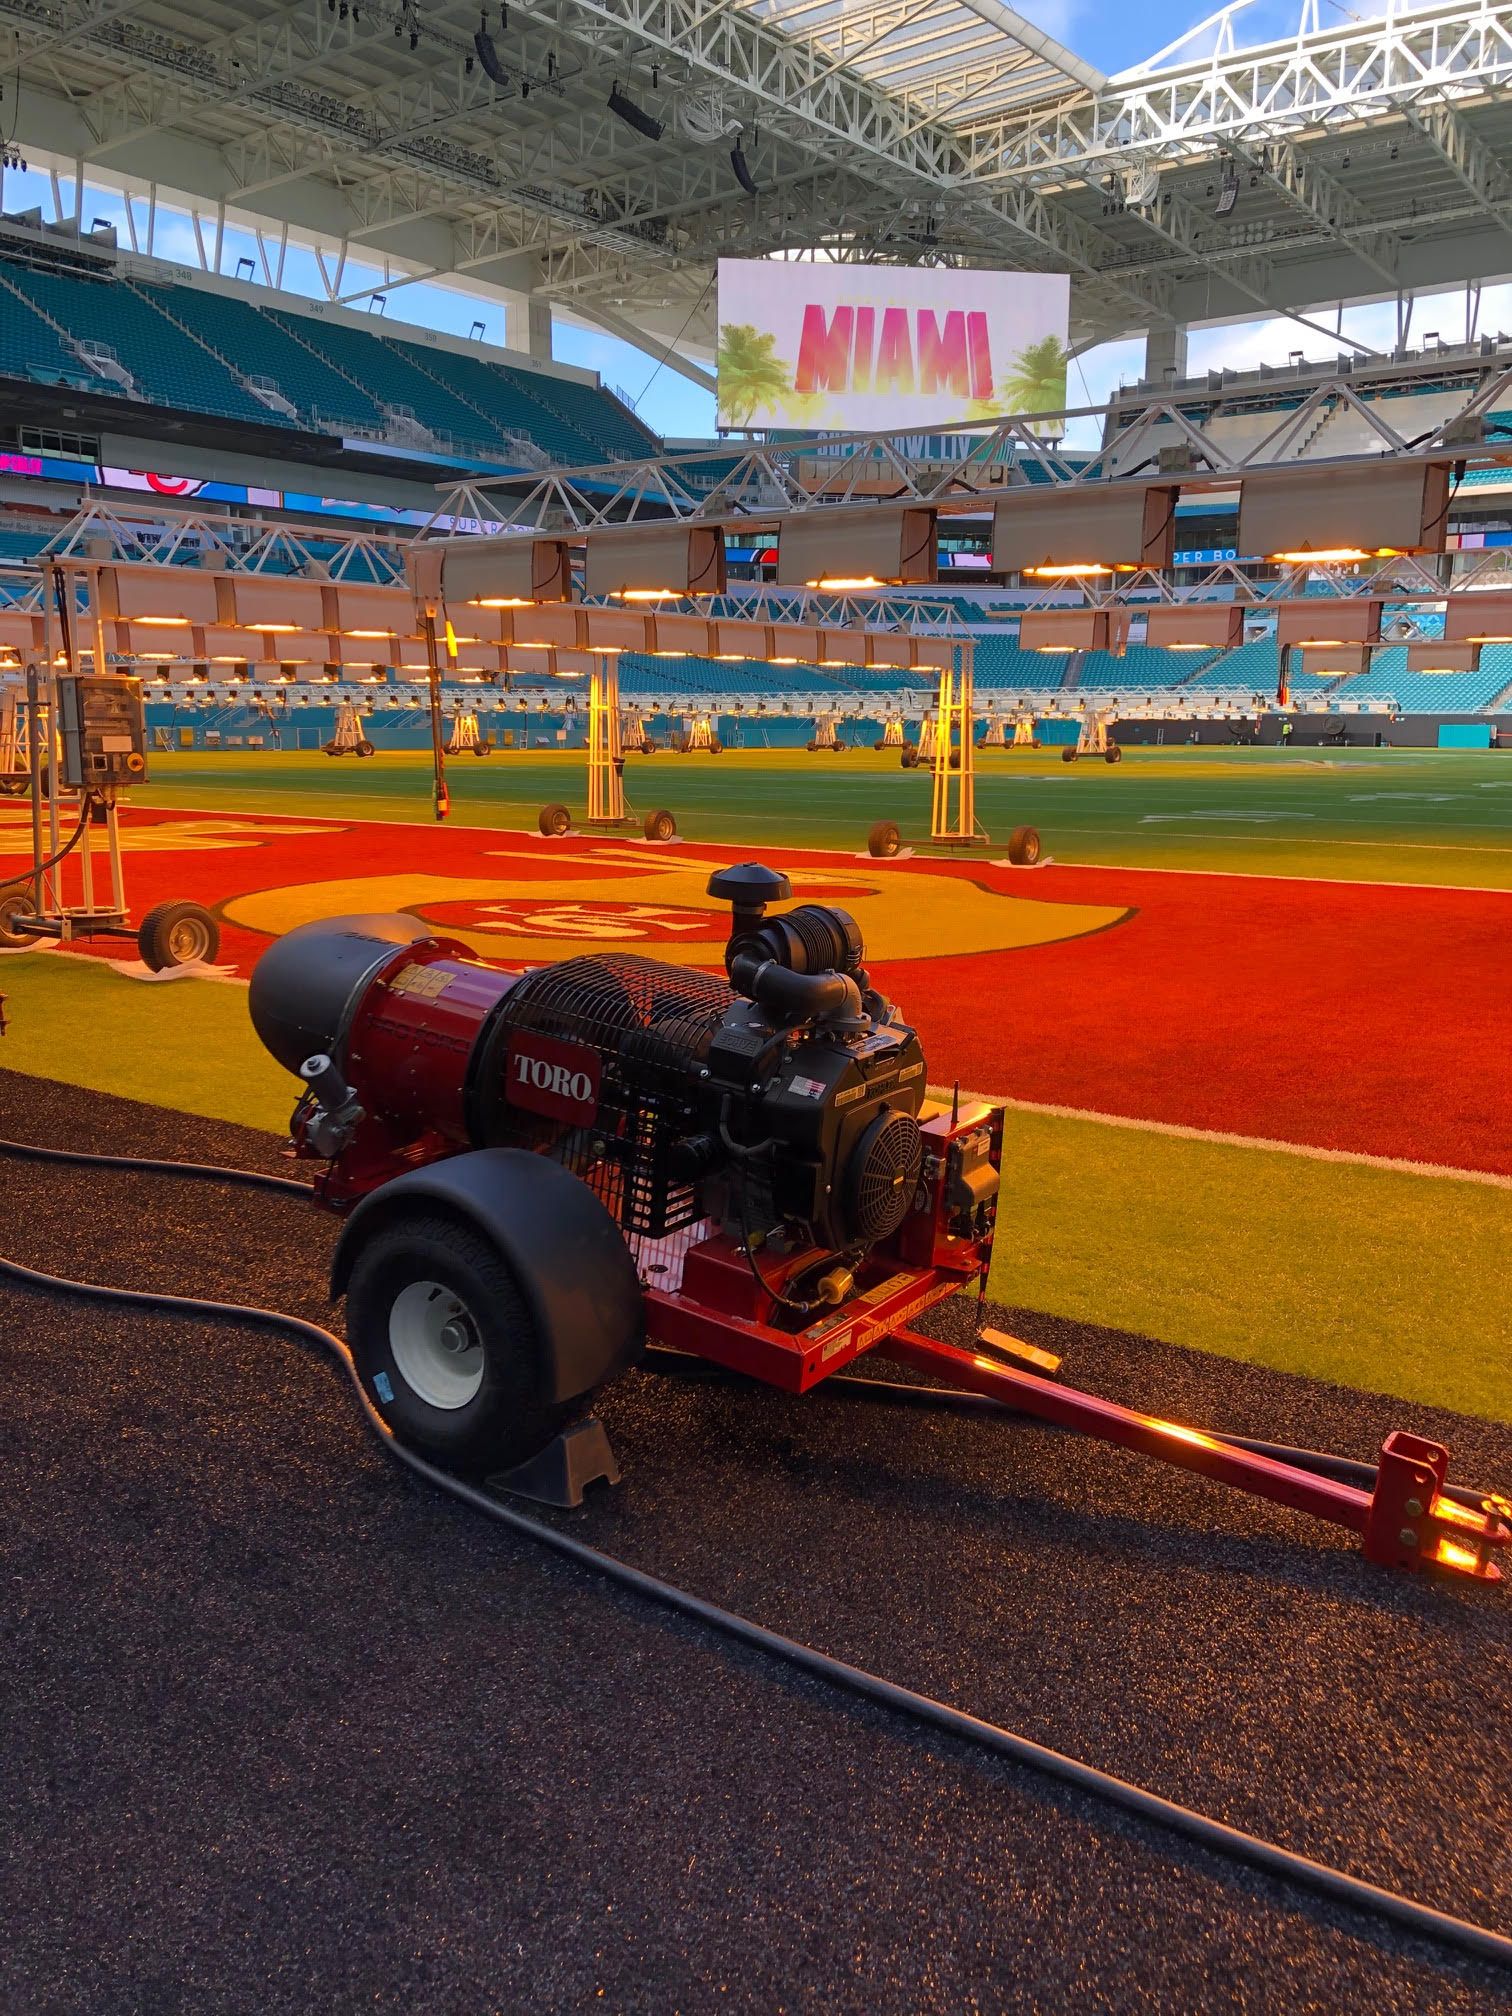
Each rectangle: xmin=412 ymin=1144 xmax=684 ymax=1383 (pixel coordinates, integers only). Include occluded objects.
xmin=4 ymin=0 xmax=1512 ymax=362
xmin=735 ymin=0 xmax=1105 ymax=125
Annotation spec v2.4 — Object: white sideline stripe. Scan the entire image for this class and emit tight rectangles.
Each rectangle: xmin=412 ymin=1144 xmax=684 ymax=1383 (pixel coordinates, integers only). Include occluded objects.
xmin=936 ymin=1089 xmax=1512 ymax=1190
xmin=1057 ymin=858 xmax=1512 ymax=897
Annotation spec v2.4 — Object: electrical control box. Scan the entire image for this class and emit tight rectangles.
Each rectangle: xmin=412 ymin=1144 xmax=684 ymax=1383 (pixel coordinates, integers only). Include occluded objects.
xmin=56 ymin=674 xmax=147 ymax=790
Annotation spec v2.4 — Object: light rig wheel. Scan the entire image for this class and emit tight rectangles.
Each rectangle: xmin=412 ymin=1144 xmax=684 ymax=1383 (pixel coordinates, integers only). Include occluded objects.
xmin=1005 ymin=825 xmax=1042 ymax=866
xmin=346 ymin=1214 xmax=586 ymax=1478
xmin=1061 ymin=746 xmax=1078 ymax=763
xmin=538 ymin=802 xmax=572 ymax=837
xmin=867 ymin=819 xmax=902 ymax=859
xmin=900 ymin=747 xmax=920 ymax=770
xmin=356 ymin=739 xmax=376 ymax=759
xmin=1105 ymin=743 xmax=1123 ymax=764
xmin=0 ymin=881 xmax=37 ymax=947
xmin=643 ymin=807 xmax=677 ymax=842
xmin=472 ymin=743 xmax=492 ymax=758
xmin=137 ymin=900 xmax=220 ymax=971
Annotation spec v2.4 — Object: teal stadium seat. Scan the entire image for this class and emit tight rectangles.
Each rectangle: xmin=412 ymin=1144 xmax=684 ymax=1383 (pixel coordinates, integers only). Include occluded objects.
xmin=0 ymin=261 xmax=270 ymax=423
xmin=159 ymin=285 xmax=386 ymax=433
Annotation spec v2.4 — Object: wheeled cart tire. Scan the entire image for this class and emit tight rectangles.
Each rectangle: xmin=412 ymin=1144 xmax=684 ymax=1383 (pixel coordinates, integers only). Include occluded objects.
xmin=1006 ymin=825 xmax=1042 ymax=866
xmin=806 ymin=740 xmax=820 ymax=753
xmin=867 ymin=819 xmax=902 ymax=859
xmin=346 ymin=1215 xmax=587 ymax=1476
xmin=538 ymin=802 xmax=572 ymax=837
xmin=472 ymin=744 xmax=491 ymax=757
xmin=0 ymin=881 xmax=37 ymax=947
xmin=137 ymin=899 xmax=220 ymax=971
xmin=900 ymin=747 xmax=920 ymax=769
xmin=643 ymin=807 xmax=677 ymax=842
xmin=1105 ymin=743 xmax=1123 ymax=764
xmin=356 ymin=739 xmax=376 ymax=758
xmin=1062 ymin=746 xmax=1078 ymax=763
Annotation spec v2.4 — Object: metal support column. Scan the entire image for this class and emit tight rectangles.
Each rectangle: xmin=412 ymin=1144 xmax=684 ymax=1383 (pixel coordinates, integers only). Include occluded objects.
xmin=929 ymin=642 xmax=986 ymax=847
xmin=586 ymin=652 xmax=629 ymax=827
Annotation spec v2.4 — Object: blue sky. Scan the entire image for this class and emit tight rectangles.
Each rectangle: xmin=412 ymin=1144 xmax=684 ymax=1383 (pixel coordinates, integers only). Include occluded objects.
xmin=1018 ymin=0 xmax=1349 ymax=77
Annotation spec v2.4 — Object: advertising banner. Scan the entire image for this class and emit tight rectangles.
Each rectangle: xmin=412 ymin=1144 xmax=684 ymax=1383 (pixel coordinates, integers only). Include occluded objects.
xmin=716 ymin=260 xmax=1069 ymax=432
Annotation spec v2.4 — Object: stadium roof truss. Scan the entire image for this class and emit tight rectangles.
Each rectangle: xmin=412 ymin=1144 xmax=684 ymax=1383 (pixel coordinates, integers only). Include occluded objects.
xmin=3 ymin=0 xmax=1512 ymax=355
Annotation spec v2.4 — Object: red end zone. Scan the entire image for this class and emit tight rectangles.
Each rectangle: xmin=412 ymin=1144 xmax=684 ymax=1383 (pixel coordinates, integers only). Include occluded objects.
xmin=4 ymin=805 xmax=1508 ymax=1176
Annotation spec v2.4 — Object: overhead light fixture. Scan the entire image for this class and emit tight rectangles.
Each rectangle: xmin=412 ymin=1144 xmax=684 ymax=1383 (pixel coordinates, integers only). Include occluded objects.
xmin=1406 ymin=640 xmax=1480 ymax=674
xmin=1018 ymin=609 xmax=1115 ymax=654
xmin=1238 ymin=464 xmax=1450 ymax=562
xmin=408 ymin=536 xmax=572 ymax=611
xmin=1298 ymin=644 xmax=1371 ymax=677
xmin=100 ymin=565 xmax=223 ymax=626
xmin=1274 ymin=599 xmax=1382 ymax=648
xmin=584 ymin=524 xmax=724 ymax=601
xmin=710 ymin=618 xmax=772 ymax=662
xmin=503 ymin=605 xmax=586 ymax=651
xmin=608 ymin=81 xmax=664 ymax=141
xmin=993 ymin=485 xmax=1178 ymax=579
xmin=775 ymin=508 xmax=936 ymax=590
xmin=1443 ymin=591 xmax=1512 ymax=643
xmin=644 ymin=612 xmax=712 ymax=657
xmin=731 ymin=137 xmax=759 ymax=197
xmin=1144 ymin=604 xmax=1244 ymax=652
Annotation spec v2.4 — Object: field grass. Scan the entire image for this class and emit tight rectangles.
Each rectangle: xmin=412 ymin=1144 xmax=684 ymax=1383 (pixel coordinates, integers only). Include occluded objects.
xmin=133 ymin=744 xmax=1512 ymax=887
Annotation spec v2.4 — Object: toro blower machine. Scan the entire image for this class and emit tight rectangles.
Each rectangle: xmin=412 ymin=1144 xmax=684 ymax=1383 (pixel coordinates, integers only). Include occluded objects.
xmin=249 ymin=865 xmax=1508 ymax=1584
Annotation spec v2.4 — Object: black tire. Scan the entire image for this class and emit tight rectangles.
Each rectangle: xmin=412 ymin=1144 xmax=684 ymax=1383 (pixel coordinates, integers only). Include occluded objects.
xmin=643 ymin=807 xmax=677 ymax=842
xmin=137 ymin=899 xmax=220 ymax=971
xmin=1031 ymin=739 xmax=1041 ymax=750
xmin=538 ymin=802 xmax=572 ymax=837
xmin=709 ymin=738 xmax=723 ymax=755
xmin=0 ymin=881 xmax=37 ymax=948
xmin=1062 ymin=746 xmax=1078 ymax=763
xmin=356 ymin=739 xmax=376 ymax=758
xmin=322 ymin=741 xmax=342 ymax=757
xmin=473 ymin=744 xmax=491 ymax=758
xmin=867 ymin=819 xmax=902 ymax=859
xmin=806 ymin=740 xmax=820 ymax=753
xmin=900 ymin=748 xmax=919 ymax=769
xmin=873 ymin=740 xmax=890 ymax=752
xmin=948 ymin=751 xmax=961 ymax=770
xmin=345 ymin=1213 xmax=585 ymax=1477
xmin=1006 ymin=825 xmax=1042 ymax=866
xmin=1105 ymin=743 xmax=1123 ymax=764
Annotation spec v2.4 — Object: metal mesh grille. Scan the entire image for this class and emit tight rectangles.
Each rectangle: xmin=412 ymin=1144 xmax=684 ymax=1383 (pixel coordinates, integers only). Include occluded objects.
xmin=494 ymin=955 xmax=733 ymax=1240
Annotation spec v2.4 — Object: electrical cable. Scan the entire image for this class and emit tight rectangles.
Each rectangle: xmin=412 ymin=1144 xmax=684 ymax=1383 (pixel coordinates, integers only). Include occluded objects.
xmin=1 ymin=1236 xmax=1510 ymax=1969
xmin=2 ymin=798 xmax=91 ymax=886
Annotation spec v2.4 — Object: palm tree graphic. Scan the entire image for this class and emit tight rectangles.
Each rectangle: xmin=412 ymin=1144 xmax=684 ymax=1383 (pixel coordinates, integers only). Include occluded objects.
xmin=997 ymin=335 xmax=1069 ymax=423
xmin=718 ymin=323 xmax=792 ymax=426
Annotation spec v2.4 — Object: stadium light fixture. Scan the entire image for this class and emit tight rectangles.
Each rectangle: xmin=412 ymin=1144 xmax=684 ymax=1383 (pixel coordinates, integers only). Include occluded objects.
xmin=582 ymin=607 xmax=650 ymax=654
xmin=643 ymin=612 xmax=713 ymax=657
xmin=504 ymin=604 xmax=587 ymax=651
xmin=584 ymin=525 xmax=725 ymax=602
xmin=1238 ymin=464 xmax=1450 ymax=563
xmin=767 ymin=622 xmax=822 ymax=665
xmin=408 ymin=536 xmax=573 ymax=610
xmin=1274 ymin=599 xmax=1381 ymax=648
xmin=775 ymin=508 xmax=936 ymax=591
xmin=1144 ymin=604 xmax=1244 ymax=651
xmin=864 ymin=632 xmax=915 ymax=672
xmin=1298 ymin=644 xmax=1371 ymax=677
xmin=225 ymin=576 xmax=327 ymax=632
xmin=711 ymin=618 xmax=773 ymax=663
xmin=99 ymin=565 xmax=222 ymax=627
xmin=1018 ymin=609 xmax=1115 ymax=654
xmin=1406 ymin=640 xmax=1480 ymax=674
xmin=1444 ymin=592 xmax=1512 ymax=643
xmin=993 ymin=486 xmax=1178 ymax=579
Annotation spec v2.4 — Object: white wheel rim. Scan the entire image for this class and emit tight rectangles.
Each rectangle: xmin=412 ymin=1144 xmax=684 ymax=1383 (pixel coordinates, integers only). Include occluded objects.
xmin=388 ymin=1279 xmax=485 ymax=1410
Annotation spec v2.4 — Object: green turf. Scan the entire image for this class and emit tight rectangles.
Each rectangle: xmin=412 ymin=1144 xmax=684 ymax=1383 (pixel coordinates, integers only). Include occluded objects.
xmin=990 ymin=1108 xmax=1511 ymax=1423
xmin=133 ymin=745 xmax=1512 ymax=887
xmin=2 ymin=951 xmax=1504 ymax=1423
xmin=0 ymin=952 xmax=292 ymax=1133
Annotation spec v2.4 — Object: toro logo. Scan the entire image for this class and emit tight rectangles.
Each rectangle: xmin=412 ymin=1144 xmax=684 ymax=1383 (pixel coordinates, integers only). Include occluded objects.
xmin=505 ymin=1029 xmax=601 ymax=1124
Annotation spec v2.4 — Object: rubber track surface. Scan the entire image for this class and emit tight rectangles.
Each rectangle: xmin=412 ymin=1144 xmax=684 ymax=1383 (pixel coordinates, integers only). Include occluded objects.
xmin=3 ymin=1067 xmax=1510 ymax=2016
